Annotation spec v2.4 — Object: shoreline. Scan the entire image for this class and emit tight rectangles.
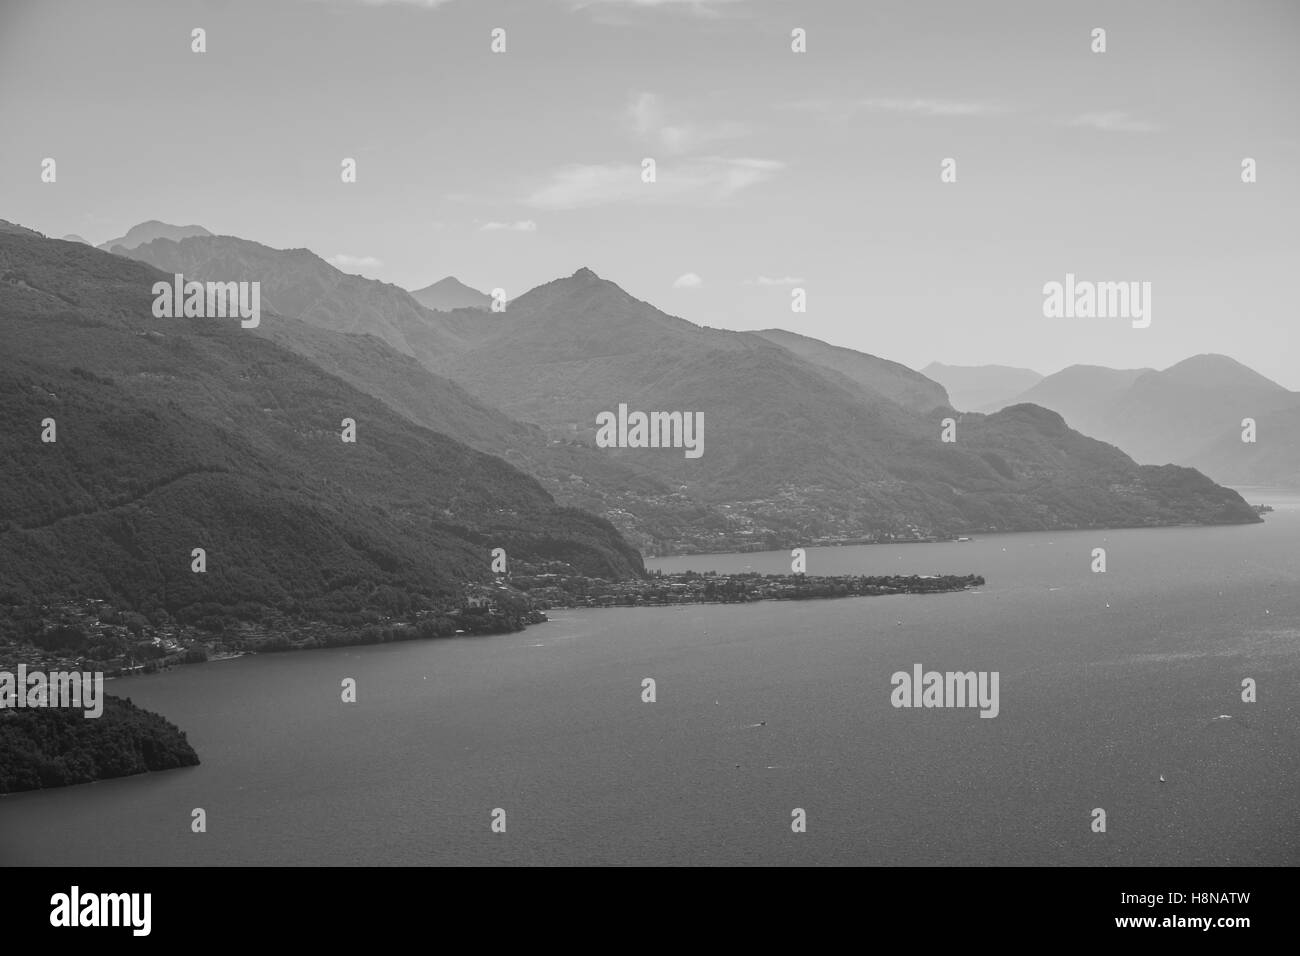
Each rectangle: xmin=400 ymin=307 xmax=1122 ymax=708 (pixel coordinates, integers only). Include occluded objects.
xmin=22 ymin=573 xmax=983 ymax=683
xmin=645 ymin=514 xmax=1279 ymax=563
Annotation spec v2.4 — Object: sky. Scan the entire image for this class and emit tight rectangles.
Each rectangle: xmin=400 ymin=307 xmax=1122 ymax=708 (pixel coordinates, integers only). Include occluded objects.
xmin=2 ymin=0 xmax=1298 ymax=386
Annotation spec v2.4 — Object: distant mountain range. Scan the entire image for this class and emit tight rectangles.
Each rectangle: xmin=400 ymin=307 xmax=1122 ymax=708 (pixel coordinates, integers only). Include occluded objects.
xmin=922 ymin=362 xmax=1043 ymax=413
xmin=98 ymin=220 xmax=213 ymax=252
xmin=410 ymin=276 xmax=491 ymax=312
xmin=0 ymin=227 xmax=642 ymax=621
xmin=110 ymin=234 xmax=701 ymax=551
xmin=120 ymin=232 xmax=481 ymax=362
xmin=71 ymin=219 xmax=1264 ymax=558
xmin=407 ymin=268 xmax=1260 ymax=544
xmin=991 ymin=364 xmax=1153 ymax=417
xmin=988 ymin=356 xmax=1300 ymax=486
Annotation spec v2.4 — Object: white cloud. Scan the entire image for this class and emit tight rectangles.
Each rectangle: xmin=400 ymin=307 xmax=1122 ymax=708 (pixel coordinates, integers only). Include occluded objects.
xmin=525 ymin=156 xmax=783 ymax=210
xmin=672 ymin=272 xmax=703 ymax=288
xmin=784 ymin=96 xmax=1008 ymax=121
xmin=747 ymin=275 xmax=803 ymax=286
xmin=1066 ymin=111 xmax=1158 ymax=133
xmin=569 ymin=0 xmax=747 ymax=13
xmin=336 ymin=0 xmax=745 ymax=12
xmin=480 ymin=220 xmax=538 ymax=232
xmin=626 ymin=92 xmax=748 ymax=155
xmin=523 ymin=91 xmax=768 ymax=210
xmin=579 ymin=0 xmax=745 ymax=4
xmin=326 ymin=253 xmax=384 ymax=274
xmin=862 ymin=97 xmax=1007 ymax=117
xmin=335 ymin=1 xmax=455 ymax=8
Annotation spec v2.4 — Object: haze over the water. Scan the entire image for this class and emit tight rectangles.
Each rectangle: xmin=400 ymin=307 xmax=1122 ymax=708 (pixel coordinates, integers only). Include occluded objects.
xmin=2 ymin=0 xmax=1297 ymax=386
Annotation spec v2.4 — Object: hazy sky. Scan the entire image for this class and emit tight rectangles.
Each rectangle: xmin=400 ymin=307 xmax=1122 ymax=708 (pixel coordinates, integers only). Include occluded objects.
xmin=2 ymin=0 xmax=1298 ymax=385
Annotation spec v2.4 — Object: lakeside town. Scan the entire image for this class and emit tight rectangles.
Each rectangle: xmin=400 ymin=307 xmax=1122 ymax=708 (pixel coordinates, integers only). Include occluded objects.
xmin=0 ymin=564 xmax=984 ymax=678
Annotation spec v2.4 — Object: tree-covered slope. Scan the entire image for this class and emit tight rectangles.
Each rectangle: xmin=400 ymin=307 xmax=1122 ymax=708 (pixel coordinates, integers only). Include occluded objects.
xmin=0 ymin=230 xmax=643 ymax=622
xmin=0 ymin=694 xmax=199 ymax=794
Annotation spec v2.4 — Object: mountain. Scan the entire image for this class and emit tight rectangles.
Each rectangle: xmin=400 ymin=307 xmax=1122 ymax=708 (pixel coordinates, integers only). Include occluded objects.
xmin=1001 ymin=355 xmax=1300 ymax=483
xmin=922 ymin=362 xmax=1043 ymax=412
xmin=115 ymin=235 xmax=1261 ymax=549
xmin=1113 ymin=356 xmax=1294 ymax=467
xmin=117 ymin=237 xmax=710 ymax=552
xmin=407 ymin=268 xmax=1259 ymax=544
xmin=98 ymin=220 xmax=213 ymax=252
xmin=61 ymin=235 xmax=91 ymax=245
xmin=999 ymin=364 xmax=1151 ymax=430
xmin=1189 ymin=402 xmax=1300 ymax=487
xmin=0 ymin=229 xmax=643 ymax=621
xmin=410 ymin=276 xmax=491 ymax=312
xmin=119 ymin=233 xmax=470 ymax=360
xmin=755 ymin=329 xmax=949 ymax=413
xmin=251 ymin=310 xmax=704 ymax=551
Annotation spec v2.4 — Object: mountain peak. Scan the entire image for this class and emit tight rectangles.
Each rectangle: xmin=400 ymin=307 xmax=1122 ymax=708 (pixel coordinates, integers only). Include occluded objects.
xmin=1158 ymin=353 xmax=1287 ymax=392
xmin=98 ymin=220 xmax=212 ymax=252
xmin=426 ymin=276 xmax=471 ymax=290
xmin=410 ymin=275 xmax=491 ymax=312
xmin=571 ymin=266 xmax=599 ymax=280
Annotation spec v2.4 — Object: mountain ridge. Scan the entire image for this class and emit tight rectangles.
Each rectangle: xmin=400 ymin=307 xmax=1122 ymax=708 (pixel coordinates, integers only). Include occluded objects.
xmin=922 ymin=362 xmax=1044 ymax=413
xmin=111 ymin=223 xmax=1263 ymax=551
xmin=98 ymin=220 xmax=213 ymax=252
xmin=998 ymin=355 xmax=1300 ymax=482
xmin=757 ymin=329 xmax=950 ymax=413
xmin=0 ymin=230 xmax=643 ymax=619
xmin=406 ymin=262 xmax=1262 ymax=543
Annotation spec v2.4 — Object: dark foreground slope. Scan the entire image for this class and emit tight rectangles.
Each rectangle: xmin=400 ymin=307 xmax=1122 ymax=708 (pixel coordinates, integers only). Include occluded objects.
xmin=0 ymin=229 xmax=643 ymax=625
xmin=0 ymin=694 xmax=199 ymax=794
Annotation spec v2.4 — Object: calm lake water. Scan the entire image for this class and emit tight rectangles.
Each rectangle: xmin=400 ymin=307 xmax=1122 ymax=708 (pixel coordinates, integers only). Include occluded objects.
xmin=4 ymin=490 xmax=1299 ymax=866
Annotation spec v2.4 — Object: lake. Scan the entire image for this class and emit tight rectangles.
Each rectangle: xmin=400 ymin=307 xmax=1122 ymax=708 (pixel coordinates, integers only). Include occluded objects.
xmin=3 ymin=490 xmax=1298 ymax=865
